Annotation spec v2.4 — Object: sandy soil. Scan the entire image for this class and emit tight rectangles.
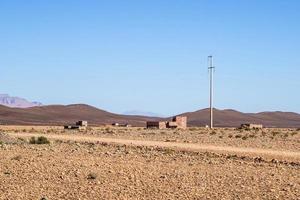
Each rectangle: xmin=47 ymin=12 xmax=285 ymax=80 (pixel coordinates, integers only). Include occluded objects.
xmin=0 ymin=127 xmax=299 ymax=199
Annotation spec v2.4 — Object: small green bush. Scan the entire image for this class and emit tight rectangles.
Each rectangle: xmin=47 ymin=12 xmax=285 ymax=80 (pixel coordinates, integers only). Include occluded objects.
xmin=29 ymin=136 xmax=50 ymax=144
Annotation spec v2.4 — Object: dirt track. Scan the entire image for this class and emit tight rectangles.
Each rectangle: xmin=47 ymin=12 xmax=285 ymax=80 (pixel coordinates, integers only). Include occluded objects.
xmin=9 ymin=132 xmax=300 ymax=162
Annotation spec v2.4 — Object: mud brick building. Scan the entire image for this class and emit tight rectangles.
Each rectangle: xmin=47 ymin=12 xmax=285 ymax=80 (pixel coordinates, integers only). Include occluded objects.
xmin=240 ymin=123 xmax=263 ymax=129
xmin=147 ymin=116 xmax=187 ymax=129
xmin=64 ymin=121 xmax=88 ymax=130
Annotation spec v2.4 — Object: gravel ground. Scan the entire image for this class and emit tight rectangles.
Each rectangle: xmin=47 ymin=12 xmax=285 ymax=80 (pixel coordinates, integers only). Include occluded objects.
xmin=5 ymin=126 xmax=298 ymax=152
xmin=0 ymin=139 xmax=299 ymax=200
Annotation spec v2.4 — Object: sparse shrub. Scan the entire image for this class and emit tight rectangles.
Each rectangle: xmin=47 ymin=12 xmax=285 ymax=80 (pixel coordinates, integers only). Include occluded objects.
xmin=164 ymin=148 xmax=174 ymax=155
xmin=210 ymin=131 xmax=217 ymax=135
xmin=283 ymin=133 xmax=289 ymax=138
xmin=17 ymin=137 xmax=26 ymax=142
xmin=189 ymin=127 xmax=198 ymax=131
xmin=105 ymin=127 xmax=114 ymax=134
xmin=272 ymin=131 xmax=280 ymax=137
xmin=87 ymin=173 xmax=97 ymax=180
xmin=29 ymin=136 xmax=50 ymax=144
xmin=12 ymin=155 xmax=22 ymax=161
xmin=0 ymin=141 xmax=3 ymax=145
xmin=291 ymin=131 xmax=298 ymax=136
xmin=249 ymin=134 xmax=255 ymax=138
xmin=235 ymin=134 xmax=242 ymax=139
xmin=228 ymin=134 xmax=233 ymax=138
xmin=261 ymin=132 xmax=267 ymax=137
xmin=242 ymin=136 xmax=248 ymax=140
xmin=218 ymin=135 xmax=223 ymax=139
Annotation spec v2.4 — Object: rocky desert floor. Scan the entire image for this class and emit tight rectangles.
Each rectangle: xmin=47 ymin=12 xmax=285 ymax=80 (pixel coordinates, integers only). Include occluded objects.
xmin=0 ymin=126 xmax=299 ymax=199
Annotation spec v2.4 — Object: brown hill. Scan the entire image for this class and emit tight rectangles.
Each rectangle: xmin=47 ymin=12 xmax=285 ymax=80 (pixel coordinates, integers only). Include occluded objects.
xmin=183 ymin=108 xmax=300 ymax=128
xmin=0 ymin=104 xmax=161 ymax=126
xmin=0 ymin=104 xmax=299 ymax=128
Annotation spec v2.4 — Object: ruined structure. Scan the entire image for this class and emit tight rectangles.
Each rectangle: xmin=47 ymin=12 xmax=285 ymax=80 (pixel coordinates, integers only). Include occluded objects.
xmin=146 ymin=121 xmax=167 ymax=129
xmin=64 ymin=121 xmax=88 ymax=130
xmin=112 ymin=123 xmax=132 ymax=127
xmin=147 ymin=116 xmax=187 ymax=129
xmin=240 ymin=123 xmax=263 ymax=129
xmin=76 ymin=121 xmax=88 ymax=127
xmin=171 ymin=116 xmax=187 ymax=129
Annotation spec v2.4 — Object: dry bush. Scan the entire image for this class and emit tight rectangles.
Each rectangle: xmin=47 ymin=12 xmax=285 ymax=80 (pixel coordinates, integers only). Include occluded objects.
xmin=210 ymin=131 xmax=217 ymax=135
xmin=29 ymin=136 xmax=50 ymax=144
xmin=261 ymin=132 xmax=267 ymax=137
xmin=291 ymin=131 xmax=298 ymax=136
xmin=272 ymin=131 xmax=280 ymax=137
xmin=242 ymin=135 xmax=248 ymax=140
xmin=189 ymin=127 xmax=198 ymax=131
xmin=87 ymin=173 xmax=97 ymax=180
xmin=235 ymin=134 xmax=242 ymax=139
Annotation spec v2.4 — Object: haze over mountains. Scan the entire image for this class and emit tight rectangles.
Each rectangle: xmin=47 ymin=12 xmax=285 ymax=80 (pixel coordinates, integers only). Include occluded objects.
xmin=0 ymin=94 xmax=42 ymax=108
xmin=123 ymin=110 xmax=164 ymax=117
xmin=0 ymin=103 xmax=299 ymax=128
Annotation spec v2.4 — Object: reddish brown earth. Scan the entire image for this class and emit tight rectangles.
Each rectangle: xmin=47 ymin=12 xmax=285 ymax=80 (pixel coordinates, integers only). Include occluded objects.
xmin=1 ymin=104 xmax=300 ymax=127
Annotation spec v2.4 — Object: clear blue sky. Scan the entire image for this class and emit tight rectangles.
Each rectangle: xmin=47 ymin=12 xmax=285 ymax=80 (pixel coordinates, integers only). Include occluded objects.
xmin=0 ymin=0 xmax=299 ymax=116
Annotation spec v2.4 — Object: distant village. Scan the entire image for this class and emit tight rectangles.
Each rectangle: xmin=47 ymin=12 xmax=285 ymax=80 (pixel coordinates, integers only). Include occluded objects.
xmin=64 ymin=117 xmax=263 ymax=130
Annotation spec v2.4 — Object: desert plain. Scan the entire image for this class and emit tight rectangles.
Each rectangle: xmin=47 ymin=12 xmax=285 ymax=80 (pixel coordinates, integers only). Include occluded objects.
xmin=0 ymin=126 xmax=299 ymax=199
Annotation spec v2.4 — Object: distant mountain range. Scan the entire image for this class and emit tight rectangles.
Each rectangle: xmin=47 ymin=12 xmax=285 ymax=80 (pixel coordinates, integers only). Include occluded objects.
xmin=122 ymin=110 xmax=164 ymax=117
xmin=0 ymin=94 xmax=42 ymax=108
xmin=182 ymin=108 xmax=300 ymax=128
xmin=0 ymin=103 xmax=299 ymax=128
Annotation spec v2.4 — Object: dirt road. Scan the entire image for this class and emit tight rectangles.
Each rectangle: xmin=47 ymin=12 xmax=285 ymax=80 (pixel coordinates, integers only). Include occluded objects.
xmin=9 ymin=132 xmax=300 ymax=161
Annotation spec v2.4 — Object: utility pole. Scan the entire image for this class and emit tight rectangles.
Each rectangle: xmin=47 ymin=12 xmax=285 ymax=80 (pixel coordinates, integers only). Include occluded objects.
xmin=208 ymin=56 xmax=215 ymax=129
